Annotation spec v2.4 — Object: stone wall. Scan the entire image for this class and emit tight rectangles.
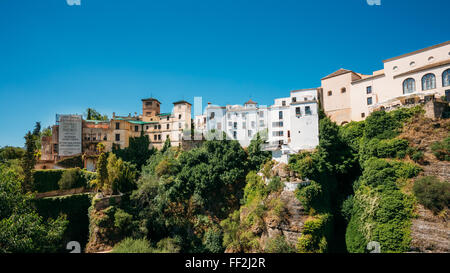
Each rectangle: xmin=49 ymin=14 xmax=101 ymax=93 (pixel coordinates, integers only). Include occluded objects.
xmin=424 ymin=100 xmax=449 ymax=119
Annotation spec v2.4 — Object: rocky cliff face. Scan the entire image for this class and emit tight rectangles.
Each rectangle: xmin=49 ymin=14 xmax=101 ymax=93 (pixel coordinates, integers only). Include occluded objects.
xmin=410 ymin=204 xmax=449 ymax=253
xmin=256 ymin=162 xmax=309 ymax=250
xmin=85 ymin=195 xmax=123 ymax=253
xmin=400 ymin=116 xmax=450 ymax=253
xmin=260 ymin=190 xmax=308 ymax=248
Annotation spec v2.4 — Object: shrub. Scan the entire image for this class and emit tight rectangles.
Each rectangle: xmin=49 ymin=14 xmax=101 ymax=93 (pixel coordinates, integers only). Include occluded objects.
xmin=411 ymin=150 xmax=424 ymax=163
xmin=376 ymin=139 xmax=409 ymax=159
xmin=391 ymin=161 xmax=422 ymax=179
xmin=296 ymin=214 xmax=332 ymax=253
xmin=267 ymin=176 xmax=284 ymax=193
xmin=413 ymin=176 xmax=450 ymax=213
xmin=156 ymin=237 xmax=182 ymax=253
xmin=203 ymin=229 xmax=224 ymax=253
xmin=112 ymin=238 xmax=153 ymax=253
xmin=341 ymin=196 xmax=354 ymax=222
xmin=56 ymin=155 xmax=83 ymax=168
xmin=264 ymin=235 xmax=295 ymax=253
xmin=32 ymin=169 xmax=65 ymax=192
xmin=33 ymin=193 xmax=92 ymax=251
xmin=243 ymin=171 xmax=267 ymax=204
xmin=396 ymin=150 xmax=406 ymax=159
xmin=33 ymin=168 xmax=92 ymax=192
xmin=58 ymin=168 xmax=82 ymax=190
xmin=431 ymin=136 xmax=450 ymax=161
xmin=295 ymin=181 xmax=322 ymax=212
xmin=114 ymin=208 xmax=133 ymax=235
xmin=364 ymin=111 xmax=399 ymax=140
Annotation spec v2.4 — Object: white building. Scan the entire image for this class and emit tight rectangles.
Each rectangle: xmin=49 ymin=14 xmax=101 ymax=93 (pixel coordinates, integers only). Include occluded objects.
xmin=202 ymin=90 xmax=320 ymax=163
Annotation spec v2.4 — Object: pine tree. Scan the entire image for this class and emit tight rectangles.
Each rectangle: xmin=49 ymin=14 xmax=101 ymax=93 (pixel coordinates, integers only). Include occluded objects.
xmin=161 ymin=137 xmax=171 ymax=153
xmin=96 ymin=152 xmax=108 ymax=192
xmin=21 ymin=131 xmax=36 ymax=193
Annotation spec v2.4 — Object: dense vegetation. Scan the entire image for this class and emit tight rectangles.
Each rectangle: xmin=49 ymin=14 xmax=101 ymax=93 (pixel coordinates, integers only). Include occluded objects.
xmin=341 ymin=106 xmax=427 ymax=253
xmin=1 ymin=105 xmax=448 ymax=253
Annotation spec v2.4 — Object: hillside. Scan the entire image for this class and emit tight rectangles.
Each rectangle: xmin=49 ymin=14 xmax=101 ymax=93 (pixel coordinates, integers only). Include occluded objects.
xmin=223 ymin=106 xmax=449 ymax=253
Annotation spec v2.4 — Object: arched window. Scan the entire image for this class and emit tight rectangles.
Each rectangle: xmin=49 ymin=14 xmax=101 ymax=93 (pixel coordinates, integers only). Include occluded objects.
xmin=403 ymin=78 xmax=415 ymax=94
xmin=422 ymin=73 xmax=436 ymax=90
xmin=443 ymin=69 xmax=450 ymax=87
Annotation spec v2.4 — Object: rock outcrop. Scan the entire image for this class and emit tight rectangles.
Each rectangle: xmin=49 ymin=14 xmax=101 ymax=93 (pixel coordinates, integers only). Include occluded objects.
xmin=260 ymin=190 xmax=308 ymax=247
xmin=410 ymin=204 xmax=449 ymax=253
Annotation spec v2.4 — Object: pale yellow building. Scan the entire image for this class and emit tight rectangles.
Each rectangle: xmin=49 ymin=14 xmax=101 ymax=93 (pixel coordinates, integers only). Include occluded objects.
xmin=320 ymin=41 xmax=450 ymax=125
xmin=38 ymin=97 xmax=192 ymax=170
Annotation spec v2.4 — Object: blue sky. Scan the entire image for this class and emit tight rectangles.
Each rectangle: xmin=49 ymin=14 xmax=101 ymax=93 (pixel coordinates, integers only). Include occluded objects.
xmin=0 ymin=0 xmax=448 ymax=147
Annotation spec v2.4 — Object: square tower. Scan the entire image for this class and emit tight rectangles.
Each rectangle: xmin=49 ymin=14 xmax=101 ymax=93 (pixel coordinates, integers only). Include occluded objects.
xmin=142 ymin=98 xmax=161 ymax=121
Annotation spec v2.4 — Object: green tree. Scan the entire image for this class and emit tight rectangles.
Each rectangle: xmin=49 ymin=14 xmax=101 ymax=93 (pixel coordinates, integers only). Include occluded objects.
xmin=247 ymin=132 xmax=271 ymax=171
xmin=96 ymin=152 xmax=109 ymax=191
xmin=0 ymin=146 xmax=25 ymax=162
xmin=105 ymin=153 xmax=137 ymax=194
xmin=21 ymin=131 xmax=36 ymax=193
xmin=112 ymin=135 xmax=156 ymax=170
xmin=84 ymin=108 xmax=108 ymax=121
xmin=161 ymin=138 xmax=172 ymax=153
xmin=0 ymin=165 xmax=68 ymax=253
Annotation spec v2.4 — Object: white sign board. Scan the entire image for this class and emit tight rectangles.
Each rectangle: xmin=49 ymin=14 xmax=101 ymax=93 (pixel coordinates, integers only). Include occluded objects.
xmin=58 ymin=115 xmax=82 ymax=156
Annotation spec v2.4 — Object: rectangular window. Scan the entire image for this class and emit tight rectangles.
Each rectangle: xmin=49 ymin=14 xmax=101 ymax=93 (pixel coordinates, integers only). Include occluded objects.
xmin=366 ymin=86 xmax=372 ymax=94
xmin=259 ymin=111 xmax=264 ymax=118
xmin=115 ymin=134 xmax=120 ymax=141
xmin=367 ymin=97 xmax=373 ymax=105
xmin=242 ymin=122 xmax=246 ymax=129
xmin=217 ymin=122 xmax=222 ymax=130
xmin=279 ymin=111 xmax=283 ymax=120
xmin=158 ymin=135 xmax=161 ymax=140
xmin=292 ymin=97 xmax=297 ymax=103
xmin=282 ymin=101 xmax=286 ymax=106
xmin=272 ymin=131 xmax=284 ymax=137
xmin=272 ymin=121 xmax=283 ymax=127
xmin=251 ymin=121 xmax=255 ymax=128
xmin=305 ymin=106 xmax=312 ymax=115
xmin=296 ymin=107 xmax=301 ymax=116
xmin=134 ymin=126 xmax=139 ymax=132
xmin=154 ymin=135 xmax=157 ymax=140
xmin=259 ymin=120 xmax=264 ymax=127
xmin=115 ymin=122 xmax=120 ymax=130
xmin=361 ymin=113 xmax=365 ymax=118
xmin=233 ymin=122 xmax=237 ymax=129
xmin=233 ymin=131 xmax=237 ymax=139
xmin=167 ymin=124 xmax=169 ymax=129
xmin=154 ymin=125 xmax=157 ymax=130
xmin=248 ymin=130 xmax=252 ymax=137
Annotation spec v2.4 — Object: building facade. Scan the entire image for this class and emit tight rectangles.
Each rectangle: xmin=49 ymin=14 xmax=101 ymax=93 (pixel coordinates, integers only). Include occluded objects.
xmin=38 ymin=98 xmax=192 ymax=170
xmin=320 ymin=41 xmax=450 ymax=125
xmin=201 ymin=89 xmax=320 ymax=163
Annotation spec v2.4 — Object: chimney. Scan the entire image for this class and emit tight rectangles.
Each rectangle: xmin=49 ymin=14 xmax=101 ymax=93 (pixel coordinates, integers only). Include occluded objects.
xmin=112 ymin=112 xmax=115 ymax=118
